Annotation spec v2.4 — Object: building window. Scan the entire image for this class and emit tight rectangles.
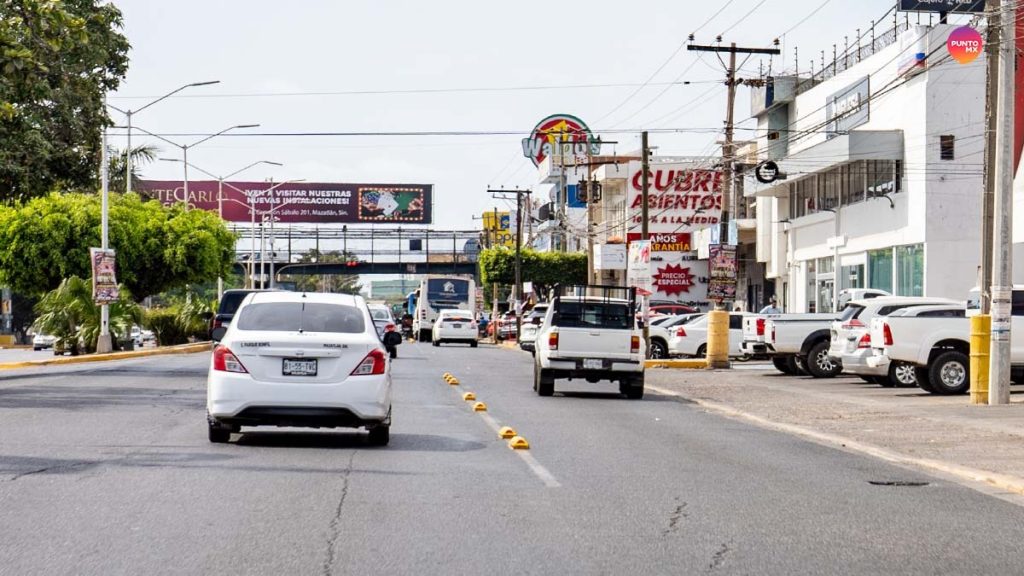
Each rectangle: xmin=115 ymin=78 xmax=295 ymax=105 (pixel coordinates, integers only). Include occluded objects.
xmin=895 ymin=244 xmax=924 ymax=296
xmin=868 ymin=248 xmax=893 ymax=293
xmin=940 ymin=135 xmax=955 ymax=160
xmin=840 ymin=264 xmax=865 ymax=290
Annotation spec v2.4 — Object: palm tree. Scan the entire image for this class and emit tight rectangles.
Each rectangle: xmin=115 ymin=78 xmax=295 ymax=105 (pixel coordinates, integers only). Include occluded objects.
xmin=107 ymin=144 xmax=160 ymax=193
xmin=33 ymin=276 xmax=142 ymax=354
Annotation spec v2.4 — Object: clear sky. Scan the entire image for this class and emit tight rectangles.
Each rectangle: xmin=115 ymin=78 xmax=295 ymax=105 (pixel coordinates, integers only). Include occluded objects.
xmin=108 ymin=0 xmax=944 ymax=232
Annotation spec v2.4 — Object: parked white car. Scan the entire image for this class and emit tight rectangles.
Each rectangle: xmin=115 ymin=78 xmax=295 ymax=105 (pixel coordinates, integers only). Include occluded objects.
xmin=32 ymin=333 xmax=56 ymax=351
xmin=206 ymin=292 xmax=392 ymax=445
xmin=648 ymin=313 xmax=704 ymax=359
xmin=432 ymin=309 xmax=478 ymax=347
xmin=667 ymin=312 xmax=749 ymax=358
xmin=837 ymin=288 xmax=891 ymax=311
xmin=827 ymin=296 xmax=959 ymax=386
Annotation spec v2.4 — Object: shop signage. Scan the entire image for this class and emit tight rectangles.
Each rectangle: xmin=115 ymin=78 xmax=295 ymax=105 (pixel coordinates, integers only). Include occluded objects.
xmin=482 ymin=211 xmax=513 ymax=247
xmin=825 ymin=77 xmax=870 ymax=139
xmin=947 ymin=26 xmax=983 ymax=64
xmin=90 ymin=248 xmax=119 ymax=304
xmin=652 ymin=262 xmax=696 ymax=297
xmin=707 ymin=244 xmax=737 ymax=302
xmin=754 ymin=160 xmax=781 ymax=184
xmin=594 ymin=244 xmax=627 ymax=271
xmin=521 ymin=114 xmax=601 ymax=167
xmin=138 ymin=180 xmax=432 ymax=224
xmin=627 ymin=240 xmax=652 ymax=296
xmin=625 ymin=232 xmax=692 ymax=251
xmin=898 ymin=0 xmax=985 ymax=13
xmin=628 ymin=163 xmax=723 ymax=234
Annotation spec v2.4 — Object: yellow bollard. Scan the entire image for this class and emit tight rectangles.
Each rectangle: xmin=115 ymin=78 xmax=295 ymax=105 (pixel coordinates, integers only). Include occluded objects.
xmin=705 ymin=309 xmax=731 ymax=369
xmin=970 ymin=314 xmax=991 ymax=405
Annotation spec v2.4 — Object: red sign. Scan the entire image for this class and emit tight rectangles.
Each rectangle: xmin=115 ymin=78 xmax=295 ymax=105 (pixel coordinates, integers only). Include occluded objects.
xmin=137 ymin=180 xmax=432 ymax=224
xmin=521 ymin=114 xmax=599 ymax=167
xmin=628 ymin=163 xmax=723 ymax=234
xmin=652 ymin=263 xmax=696 ymax=297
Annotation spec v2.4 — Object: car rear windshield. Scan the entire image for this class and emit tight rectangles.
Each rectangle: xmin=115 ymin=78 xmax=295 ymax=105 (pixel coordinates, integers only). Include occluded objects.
xmin=236 ymin=302 xmax=366 ymax=333
xmin=369 ymin=308 xmax=391 ymax=321
xmin=218 ymin=292 xmax=253 ymax=315
xmin=839 ymin=304 xmax=865 ymax=321
xmin=555 ymin=301 xmax=631 ymax=329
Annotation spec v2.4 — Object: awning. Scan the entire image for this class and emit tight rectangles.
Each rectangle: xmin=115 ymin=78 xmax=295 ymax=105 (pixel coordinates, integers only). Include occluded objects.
xmin=745 ymin=130 xmax=904 ymax=198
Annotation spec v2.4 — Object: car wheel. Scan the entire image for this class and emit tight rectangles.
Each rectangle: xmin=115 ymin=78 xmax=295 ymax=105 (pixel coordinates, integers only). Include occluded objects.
xmin=432 ymin=339 xmax=440 ymax=347
xmin=367 ymin=424 xmax=390 ymax=446
xmin=915 ymin=367 xmax=936 ymax=393
xmin=470 ymin=341 xmax=478 ymax=348
xmin=888 ymin=361 xmax=918 ymax=387
xmin=621 ymin=374 xmax=644 ymax=400
xmin=772 ymin=357 xmax=793 ymax=374
xmin=419 ymin=329 xmax=431 ymax=342
xmin=535 ymin=362 xmax=554 ymax=397
xmin=207 ymin=416 xmax=231 ymax=444
xmin=928 ymin=351 xmax=969 ymax=395
xmin=650 ymin=339 xmax=668 ymax=359
xmin=695 ymin=344 xmax=707 ymax=358
xmin=805 ymin=341 xmax=841 ymax=378
xmin=786 ymin=355 xmax=807 ymax=376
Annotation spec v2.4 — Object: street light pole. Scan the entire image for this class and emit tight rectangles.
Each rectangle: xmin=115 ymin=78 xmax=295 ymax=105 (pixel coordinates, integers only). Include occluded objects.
xmin=97 ymin=96 xmax=112 ymax=354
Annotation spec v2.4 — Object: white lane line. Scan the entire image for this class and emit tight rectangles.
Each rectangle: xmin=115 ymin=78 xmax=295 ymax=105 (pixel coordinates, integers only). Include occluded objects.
xmin=465 ymin=392 xmax=561 ymax=488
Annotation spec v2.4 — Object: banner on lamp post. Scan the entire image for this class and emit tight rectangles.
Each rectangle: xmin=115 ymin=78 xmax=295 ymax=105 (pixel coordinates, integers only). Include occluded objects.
xmin=90 ymin=248 xmax=119 ymax=304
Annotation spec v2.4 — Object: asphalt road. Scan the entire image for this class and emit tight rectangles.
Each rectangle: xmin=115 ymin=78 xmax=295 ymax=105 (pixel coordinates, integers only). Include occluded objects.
xmin=2 ymin=344 xmax=1024 ymax=575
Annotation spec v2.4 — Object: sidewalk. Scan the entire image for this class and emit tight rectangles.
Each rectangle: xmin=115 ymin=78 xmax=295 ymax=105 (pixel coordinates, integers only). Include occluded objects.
xmin=647 ymin=367 xmax=1024 ymax=499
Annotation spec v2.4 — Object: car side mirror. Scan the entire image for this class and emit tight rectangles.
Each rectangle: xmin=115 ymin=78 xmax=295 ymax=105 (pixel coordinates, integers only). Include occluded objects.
xmin=211 ymin=326 xmax=227 ymax=342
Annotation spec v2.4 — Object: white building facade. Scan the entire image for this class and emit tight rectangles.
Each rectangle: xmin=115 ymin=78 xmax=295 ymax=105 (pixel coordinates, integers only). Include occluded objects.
xmin=747 ymin=23 xmax=989 ymax=312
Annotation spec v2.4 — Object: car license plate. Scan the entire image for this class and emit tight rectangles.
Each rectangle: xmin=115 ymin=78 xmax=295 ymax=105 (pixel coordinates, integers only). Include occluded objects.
xmin=452 ymin=323 xmax=462 ymax=329
xmin=583 ymin=358 xmax=603 ymax=370
xmin=283 ymin=358 xmax=317 ymax=376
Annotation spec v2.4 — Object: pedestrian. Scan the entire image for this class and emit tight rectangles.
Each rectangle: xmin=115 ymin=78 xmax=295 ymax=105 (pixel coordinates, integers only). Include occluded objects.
xmin=758 ymin=296 xmax=782 ymax=314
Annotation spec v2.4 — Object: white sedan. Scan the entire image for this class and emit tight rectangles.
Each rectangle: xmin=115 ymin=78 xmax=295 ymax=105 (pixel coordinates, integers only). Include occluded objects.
xmin=207 ymin=292 xmax=392 ymax=445
xmin=667 ymin=312 xmax=749 ymax=358
xmin=432 ymin=309 xmax=478 ymax=347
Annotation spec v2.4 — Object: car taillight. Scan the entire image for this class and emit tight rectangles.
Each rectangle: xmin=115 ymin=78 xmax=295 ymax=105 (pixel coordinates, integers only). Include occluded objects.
xmin=675 ymin=327 xmax=687 ymax=337
xmin=384 ymin=323 xmax=396 ymax=332
xmin=212 ymin=345 xmax=247 ymax=373
xmin=771 ymin=325 xmax=776 ymax=342
xmin=841 ymin=319 xmax=866 ymax=330
xmin=882 ymin=323 xmax=893 ymax=347
xmin=756 ymin=318 xmax=765 ymax=336
xmin=630 ymin=335 xmax=640 ymax=353
xmin=857 ymin=333 xmax=871 ymax=348
xmin=351 ymin=349 xmax=387 ymax=376
xmin=548 ymin=331 xmax=559 ymax=350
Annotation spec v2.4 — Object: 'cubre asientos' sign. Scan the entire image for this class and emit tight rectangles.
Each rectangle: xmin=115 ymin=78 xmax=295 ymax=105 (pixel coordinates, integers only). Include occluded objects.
xmin=627 ymin=163 xmax=723 ymax=234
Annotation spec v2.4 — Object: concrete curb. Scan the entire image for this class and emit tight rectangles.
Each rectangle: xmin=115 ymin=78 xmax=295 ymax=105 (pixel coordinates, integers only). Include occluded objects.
xmin=647 ymin=384 xmax=1024 ymax=499
xmin=0 ymin=342 xmax=212 ymax=370
xmin=645 ymin=359 xmax=708 ymax=369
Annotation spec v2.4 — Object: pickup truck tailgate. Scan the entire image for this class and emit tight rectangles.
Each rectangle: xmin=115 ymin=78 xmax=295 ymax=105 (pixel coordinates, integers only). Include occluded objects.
xmin=554 ymin=327 xmax=637 ymax=360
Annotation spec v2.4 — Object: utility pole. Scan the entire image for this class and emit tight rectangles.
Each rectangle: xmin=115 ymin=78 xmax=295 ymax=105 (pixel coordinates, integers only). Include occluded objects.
xmin=989 ymin=0 xmax=1016 ymax=405
xmin=641 ymin=131 xmax=651 ymax=357
xmin=490 ymin=188 xmax=532 ymax=342
xmin=688 ymin=40 xmax=779 ymax=369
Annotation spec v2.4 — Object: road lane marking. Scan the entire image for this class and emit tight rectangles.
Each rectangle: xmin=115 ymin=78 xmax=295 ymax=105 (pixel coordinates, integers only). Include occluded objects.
xmin=467 ymin=393 xmax=561 ymax=488
xmin=647 ymin=384 xmax=1024 ymax=504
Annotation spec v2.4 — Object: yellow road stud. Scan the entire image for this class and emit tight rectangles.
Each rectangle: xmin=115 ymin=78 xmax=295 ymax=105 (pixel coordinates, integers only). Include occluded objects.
xmin=443 ymin=372 xmax=452 ymax=379
xmin=498 ymin=426 xmax=517 ymax=439
xmin=448 ymin=378 xmax=460 ymax=386
xmin=462 ymin=392 xmax=476 ymax=401
xmin=508 ymin=436 xmax=530 ymax=450
xmin=472 ymin=402 xmax=487 ymax=412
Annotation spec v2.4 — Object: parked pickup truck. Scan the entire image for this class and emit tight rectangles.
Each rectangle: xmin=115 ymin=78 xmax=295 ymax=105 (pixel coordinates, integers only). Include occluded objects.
xmin=763 ymin=313 xmax=843 ymax=378
xmin=868 ymin=290 xmax=1024 ymax=394
xmin=741 ymin=314 xmax=785 ymax=369
xmin=534 ymin=285 xmax=645 ymax=399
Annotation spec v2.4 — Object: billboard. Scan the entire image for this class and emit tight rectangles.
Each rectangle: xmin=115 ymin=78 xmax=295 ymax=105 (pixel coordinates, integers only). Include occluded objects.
xmin=627 ymin=162 xmax=723 ymax=235
xmin=521 ymin=114 xmax=601 ymax=167
xmin=137 ymin=180 xmax=432 ymax=224
xmin=482 ymin=210 xmax=513 ymax=247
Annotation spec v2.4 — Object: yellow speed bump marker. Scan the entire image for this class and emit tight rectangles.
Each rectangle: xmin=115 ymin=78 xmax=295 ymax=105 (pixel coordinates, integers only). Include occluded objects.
xmin=472 ymin=402 xmax=488 ymax=412
xmin=508 ymin=436 xmax=530 ymax=450
xmin=443 ymin=372 xmax=452 ymax=379
xmin=448 ymin=378 xmax=460 ymax=386
xmin=462 ymin=392 xmax=476 ymax=402
xmin=498 ymin=426 xmax=517 ymax=439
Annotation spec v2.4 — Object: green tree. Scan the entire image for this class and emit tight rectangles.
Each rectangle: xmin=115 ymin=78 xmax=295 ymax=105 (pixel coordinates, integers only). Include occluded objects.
xmin=479 ymin=247 xmax=588 ymax=299
xmin=0 ymin=0 xmax=131 ymax=202
xmin=279 ymin=249 xmax=362 ymax=294
xmin=33 ymin=275 xmax=141 ymax=353
xmin=107 ymin=144 xmax=159 ymax=195
xmin=0 ymin=192 xmax=237 ymax=299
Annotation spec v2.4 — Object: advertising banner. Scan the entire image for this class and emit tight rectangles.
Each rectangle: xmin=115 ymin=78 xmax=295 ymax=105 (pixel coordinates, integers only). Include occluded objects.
xmin=90 ymin=248 xmax=119 ymax=304
xmin=521 ymin=114 xmax=601 ymax=167
xmin=482 ymin=211 xmax=513 ymax=247
xmin=627 ymin=240 xmax=652 ymax=296
xmin=649 ymin=251 xmax=711 ymax=310
xmin=627 ymin=162 xmax=723 ymax=235
xmin=138 ymin=180 xmax=432 ymax=224
xmin=593 ymin=244 xmax=627 ymax=271
xmin=625 ymin=232 xmax=692 ymax=251
xmin=707 ymin=244 xmax=738 ymax=302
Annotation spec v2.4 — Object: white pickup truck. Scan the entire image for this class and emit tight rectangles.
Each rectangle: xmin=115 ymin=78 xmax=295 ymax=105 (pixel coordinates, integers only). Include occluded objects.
xmin=534 ymin=287 xmax=645 ymax=399
xmin=868 ymin=290 xmax=1024 ymax=394
xmin=740 ymin=314 xmax=787 ymax=370
xmin=763 ymin=313 xmax=843 ymax=378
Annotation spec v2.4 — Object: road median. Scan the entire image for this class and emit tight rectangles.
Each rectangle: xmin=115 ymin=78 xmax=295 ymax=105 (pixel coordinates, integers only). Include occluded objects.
xmin=0 ymin=342 xmax=212 ymax=370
